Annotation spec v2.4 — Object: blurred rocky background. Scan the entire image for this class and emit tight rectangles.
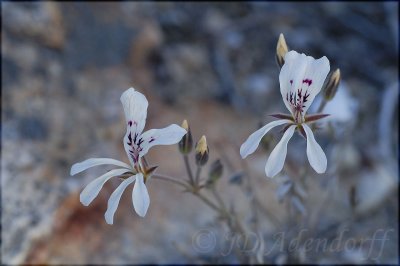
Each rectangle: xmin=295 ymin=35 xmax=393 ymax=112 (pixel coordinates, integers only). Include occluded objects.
xmin=1 ymin=2 xmax=398 ymax=264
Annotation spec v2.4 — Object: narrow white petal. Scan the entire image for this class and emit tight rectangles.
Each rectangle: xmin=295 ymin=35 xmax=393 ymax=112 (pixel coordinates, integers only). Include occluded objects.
xmin=70 ymin=158 xmax=131 ymax=176
xmin=104 ymin=175 xmax=135 ymax=225
xmin=265 ymin=125 xmax=296 ymax=178
xmin=139 ymin=124 xmax=187 ymax=156
xmin=120 ymin=87 xmax=148 ymax=136
xmin=303 ymin=124 xmax=327 ymax=173
xmin=132 ymin=173 xmax=150 ymax=217
xmin=80 ymin=168 xmax=129 ymax=206
xmin=240 ymin=120 xmax=291 ymax=159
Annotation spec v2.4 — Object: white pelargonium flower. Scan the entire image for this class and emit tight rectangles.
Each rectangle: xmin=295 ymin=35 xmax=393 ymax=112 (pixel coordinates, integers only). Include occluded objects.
xmin=70 ymin=87 xmax=186 ymax=224
xmin=240 ymin=51 xmax=330 ymax=178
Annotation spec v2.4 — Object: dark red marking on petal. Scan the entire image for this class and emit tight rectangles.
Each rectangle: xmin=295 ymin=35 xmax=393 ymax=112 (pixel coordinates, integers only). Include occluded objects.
xmin=303 ymin=91 xmax=310 ymax=103
xmin=290 ymin=80 xmax=293 ymax=85
xmin=128 ymin=121 xmax=132 ymax=127
xmin=297 ymin=89 xmax=302 ymax=102
xmin=149 ymin=137 xmax=156 ymax=143
xmin=302 ymin=79 xmax=312 ymax=86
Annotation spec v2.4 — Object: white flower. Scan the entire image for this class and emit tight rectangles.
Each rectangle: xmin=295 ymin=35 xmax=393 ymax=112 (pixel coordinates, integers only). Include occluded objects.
xmin=70 ymin=87 xmax=186 ymax=224
xmin=240 ymin=51 xmax=330 ymax=178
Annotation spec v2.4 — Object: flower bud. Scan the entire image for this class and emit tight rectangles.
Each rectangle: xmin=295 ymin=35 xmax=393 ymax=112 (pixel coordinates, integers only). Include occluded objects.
xmin=208 ymin=159 xmax=223 ymax=185
xmin=178 ymin=119 xmax=193 ymax=154
xmin=276 ymin=33 xmax=289 ymax=69
xmin=323 ymin=68 xmax=341 ymax=101
xmin=195 ymin=135 xmax=209 ymax=166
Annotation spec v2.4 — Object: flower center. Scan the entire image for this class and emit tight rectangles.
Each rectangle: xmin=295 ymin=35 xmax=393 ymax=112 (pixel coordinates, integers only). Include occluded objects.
xmin=127 ymin=132 xmax=144 ymax=164
xmin=286 ymin=79 xmax=312 ymax=123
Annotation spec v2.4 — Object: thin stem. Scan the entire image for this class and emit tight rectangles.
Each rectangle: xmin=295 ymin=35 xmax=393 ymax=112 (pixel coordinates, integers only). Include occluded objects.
xmin=241 ymin=159 xmax=281 ymax=228
xmin=152 ymin=174 xmax=189 ymax=189
xmin=192 ymin=190 xmax=221 ymax=213
xmin=211 ymin=186 xmax=227 ymax=211
xmin=317 ymin=98 xmax=328 ymax=113
xmin=183 ymin=155 xmax=195 ymax=185
xmin=195 ymin=165 xmax=202 ymax=186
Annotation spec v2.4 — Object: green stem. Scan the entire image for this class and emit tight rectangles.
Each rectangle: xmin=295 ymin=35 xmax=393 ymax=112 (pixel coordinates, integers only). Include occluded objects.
xmin=211 ymin=186 xmax=226 ymax=211
xmin=183 ymin=155 xmax=195 ymax=185
xmin=152 ymin=174 xmax=189 ymax=189
xmin=195 ymin=165 xmax=202 ymax=186
xmin=192 ymin=190 xmax=221 ymax=213
xmin=317 ymin=98 xmax=328 ymax=113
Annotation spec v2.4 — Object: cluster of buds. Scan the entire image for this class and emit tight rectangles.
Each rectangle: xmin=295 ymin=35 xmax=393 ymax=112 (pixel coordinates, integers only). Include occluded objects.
xmin=178 ymin=120 xmax=210 ymax=166
xmin=179 ymin=120 xmax=224 ymax=187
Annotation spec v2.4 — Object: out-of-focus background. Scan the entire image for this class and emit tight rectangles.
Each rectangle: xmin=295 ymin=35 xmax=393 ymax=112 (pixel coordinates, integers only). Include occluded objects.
xmin=1 ymin=2 xmax=398 ymax=264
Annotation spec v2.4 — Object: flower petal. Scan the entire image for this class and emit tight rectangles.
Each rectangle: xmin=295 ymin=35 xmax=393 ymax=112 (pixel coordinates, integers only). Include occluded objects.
xmin=300 ymin=57 xmax=330 ymax=114
xmin=240 ymin=120 xmax=291 ymax=159
xmin=80 ymin=168 xmax=129 ymax=206
xmin=132 ymin=173 xmax=150 ymax=217
xmin=139 ymin=124 xmax=187 ymax=156
xmin=279 ymin=51 xmax=309 ymax=115
xmin=123 ymin=131 xmax=138 ymax=167
xmin=104 ymin=175 xmax=135 ymax=225
xmin=120 ymin=87 xmax=148 ymax=136
xmin=70 ymin=158 xmax=131 ymax=176
xmin=279 ymin=51 xmax=330 ymax=116
xmin=265 ymin=125 xmax=296 ymax=178
xmin=302 ymin=124 xmax=327 ymax=173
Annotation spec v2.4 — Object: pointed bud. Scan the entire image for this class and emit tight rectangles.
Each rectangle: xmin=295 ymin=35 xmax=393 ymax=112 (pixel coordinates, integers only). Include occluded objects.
xmin=207 ymin=159 xmax=223 ymax=186
xmin=276 ymin=33 xmax=289 ymax=69
xmin=195 ymin=135 xmax=209 ymax=166
xmin=179 ymin=119 xmax=193 ymax=154
xmin=323 ymin=69 xmax=341 ymax=101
